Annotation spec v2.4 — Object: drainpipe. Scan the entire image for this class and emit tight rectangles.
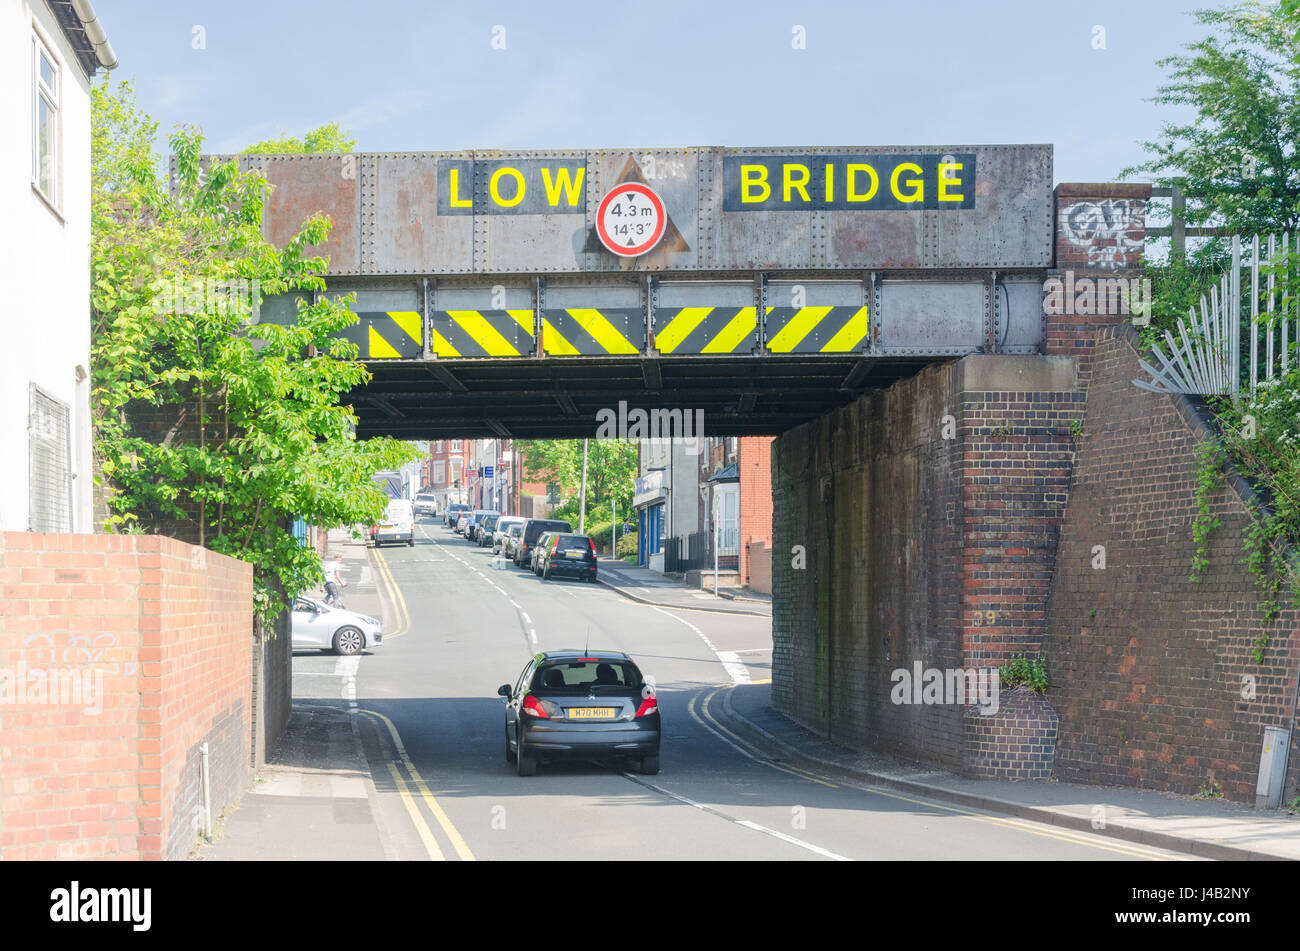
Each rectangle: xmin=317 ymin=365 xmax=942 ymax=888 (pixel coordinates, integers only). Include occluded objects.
xmin=199 ymin=742 xmax=212 ymax=841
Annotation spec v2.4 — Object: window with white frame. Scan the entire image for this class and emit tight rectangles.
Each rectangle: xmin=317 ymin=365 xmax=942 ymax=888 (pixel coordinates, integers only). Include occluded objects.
xmin=29 ymin=385 xmax=71 ymax=532
xmin=32 ymin=34 xmax=59 ymax=206
xmin=451 ymin=440 xmax=462 ymax=451
xmin=433 ymin=460 xmax=445 ymax=484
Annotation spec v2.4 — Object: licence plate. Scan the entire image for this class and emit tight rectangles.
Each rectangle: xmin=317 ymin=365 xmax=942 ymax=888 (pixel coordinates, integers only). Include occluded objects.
xmin=381 ymin=523 xmax=396 ymax=530
xmin=567 ymin=707 xmax=615 ymax=719
xmin=564 ymin=551 xmax=584 ymax=559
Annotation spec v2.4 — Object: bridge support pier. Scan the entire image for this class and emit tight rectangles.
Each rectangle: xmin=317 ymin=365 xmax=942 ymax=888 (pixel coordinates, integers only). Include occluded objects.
xmin=771 ymin=353 xmax=1082 ymax=778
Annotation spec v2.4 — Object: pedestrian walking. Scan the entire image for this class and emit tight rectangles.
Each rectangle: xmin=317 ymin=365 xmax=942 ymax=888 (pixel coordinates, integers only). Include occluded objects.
xmin=322 ymin=552 xmax=346 ymax=607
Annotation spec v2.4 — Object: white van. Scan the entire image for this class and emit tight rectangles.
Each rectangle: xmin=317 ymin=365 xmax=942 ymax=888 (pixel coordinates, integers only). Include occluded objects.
xmin=374 ymin=498 xmax=415 ymax=547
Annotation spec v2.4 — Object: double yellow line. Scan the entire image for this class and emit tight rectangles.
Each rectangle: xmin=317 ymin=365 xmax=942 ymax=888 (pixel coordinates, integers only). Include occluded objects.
xmin=369 ymin=545 xmax=410 ymax=639
xmin=693 ymin=687 xmax=1185 ymax=862
xmin=360 ymin=709 xmax=475 ymax=861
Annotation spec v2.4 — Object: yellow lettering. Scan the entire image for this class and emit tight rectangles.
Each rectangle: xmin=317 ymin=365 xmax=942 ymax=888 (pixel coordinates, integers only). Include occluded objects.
xmin=541 ymin=166 xmax=585 ymax=206
xmin=846 ymin=163 xmax=878 ymax=202
xmin=890 ymin=162 xmax=924 ymax=203
xmin=490 ymin=167 xmax=526 ymax=207
xmin=783 ymin=163 xmax=811 ymax=203
xmin=449 ymin=168 xmax=472 ymax=208
xmin=938 ymin=162 xmax=963 ymax=202
xmin=741 ymin=165 xmax=770 ymax=203
xmin=825 ymin=163 xmax=833 ymax=202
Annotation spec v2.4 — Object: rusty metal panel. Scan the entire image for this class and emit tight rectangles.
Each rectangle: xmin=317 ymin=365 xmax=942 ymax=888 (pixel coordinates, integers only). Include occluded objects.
xmin=254 ymin=154 xmax=360 ymax=274
xmin=239 ymin=145 xmax=1052 ymax=276
xmin=473 ymin=150 xmax=590 ymax=273
xmin=369 ymin=153 xmax=474 ymax=274
xmin=876 ymin=278 xmax=987 ymax=355
xmin=998 ymin=275 xmax=1045 ymax=354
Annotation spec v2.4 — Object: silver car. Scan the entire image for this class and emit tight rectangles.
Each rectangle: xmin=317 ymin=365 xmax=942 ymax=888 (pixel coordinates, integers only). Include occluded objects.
xmin=291 ymin=597 xmax=383 ymax=655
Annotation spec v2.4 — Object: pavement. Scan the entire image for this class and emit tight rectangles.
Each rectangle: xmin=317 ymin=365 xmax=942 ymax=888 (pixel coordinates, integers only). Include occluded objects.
xmin=595 ymin=556 xmax=772 ymax=617
xmin=192 ymin=524 xmax=1300 ymax=862
xmin=719 ymin=681 xmax=1300 ymax=862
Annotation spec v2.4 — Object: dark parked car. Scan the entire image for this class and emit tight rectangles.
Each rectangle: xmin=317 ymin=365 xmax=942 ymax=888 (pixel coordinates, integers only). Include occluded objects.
xmin=498 ymin=650 xmax=660 ymax=776
xmin=537 ymin=533 xmax=598 ymax=582
xmin=477 ymin=514 xmax=501 ymax=547
xmin=465 ymin=509 xmax=499 ymax=543
xmin=444 ymin=503 xmax=470 ymax=529
xmin=514 ymin=518 xmax=572 ymax=568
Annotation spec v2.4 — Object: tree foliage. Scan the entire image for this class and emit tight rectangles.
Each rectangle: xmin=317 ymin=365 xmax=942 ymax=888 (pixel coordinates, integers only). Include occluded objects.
xmin=91 ymin=79 xmax=415 ymax=624
xmin=1124 ymin=2 xmax=1300 ymax=339
xmin=516 ymin=440 xmax=637 ymax=527
xmin=1124 ymin=2 xmax=1300 ymax=235
xmin=241 ymin=122 xmax=357 ymax=155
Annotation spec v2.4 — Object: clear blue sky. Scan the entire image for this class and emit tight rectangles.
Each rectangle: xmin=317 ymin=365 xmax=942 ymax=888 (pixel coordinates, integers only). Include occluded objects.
xmin=94 ymin=0 xmax=1213 ymax=184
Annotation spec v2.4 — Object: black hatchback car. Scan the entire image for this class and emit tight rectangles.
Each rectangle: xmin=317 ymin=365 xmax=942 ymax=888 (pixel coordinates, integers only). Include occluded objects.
xmin=537 ymin=533 xmax=598 ymax=582
xmin=498 ymin=651 xmax=660 ymax=776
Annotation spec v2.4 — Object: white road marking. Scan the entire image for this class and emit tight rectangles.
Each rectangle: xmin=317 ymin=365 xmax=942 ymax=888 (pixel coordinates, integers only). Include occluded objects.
xmin=521 ymin=611 xmax=532 ymax=624
xmin=714 ymin=650 xmax=752 ymax=685
xmin=649 ymin=604 xmax=755 ymax=685
xmin=621 ymin=773 xmax=850 ymax=861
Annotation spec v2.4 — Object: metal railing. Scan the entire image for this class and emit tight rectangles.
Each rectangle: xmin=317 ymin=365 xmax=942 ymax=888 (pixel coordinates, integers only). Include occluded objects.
xmin=1136 ymin=233 xmax=1298 ymax=397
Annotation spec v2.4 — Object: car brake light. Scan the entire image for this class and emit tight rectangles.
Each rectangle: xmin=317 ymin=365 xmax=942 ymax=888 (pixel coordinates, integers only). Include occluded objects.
xmin=588 ymin=539 xmax=596 ymax=554
xmin=521 ymin=694 xmax=549 ymax=718
xmin=635 ymin=695 xmax=658 ymax=717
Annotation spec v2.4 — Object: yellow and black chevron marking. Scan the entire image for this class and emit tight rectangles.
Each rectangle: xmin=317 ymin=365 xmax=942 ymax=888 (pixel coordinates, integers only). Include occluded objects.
xmin=540 ymin=309 xmax=645 ymax=356
xmin=428 ymin=310 xmax=536 ymax=357
xmin=653 ymin=307 xmax=759 ymax=355
xmin=764 ymin=305 xmax=870 ymax=354
xmin=349 ymin=311 xmax=423 ymax=359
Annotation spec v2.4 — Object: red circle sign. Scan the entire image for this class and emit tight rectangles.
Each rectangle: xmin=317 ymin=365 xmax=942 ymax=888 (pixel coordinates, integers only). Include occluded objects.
xmin=596 ymin=183 xmax=667 ymax=257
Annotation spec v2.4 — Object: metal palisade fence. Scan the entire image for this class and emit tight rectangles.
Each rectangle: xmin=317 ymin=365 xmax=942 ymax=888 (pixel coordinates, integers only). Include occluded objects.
xmin=1136 ymin=234 xmax=1298 ymax=397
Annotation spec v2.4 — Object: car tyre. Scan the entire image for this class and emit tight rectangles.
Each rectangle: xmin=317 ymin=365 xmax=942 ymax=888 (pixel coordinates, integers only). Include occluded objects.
xmin=408 ymin=537 xmax=415 ymax=547
xmin=516 ymin=739 xmax=537 ymax=776
xmin=505 ymin=734 xmax=516 ymax=764
xmin=333 ymin=626 xmax=364 ymax=656
xmin=638 ymin=753 xmax=660 ymax=775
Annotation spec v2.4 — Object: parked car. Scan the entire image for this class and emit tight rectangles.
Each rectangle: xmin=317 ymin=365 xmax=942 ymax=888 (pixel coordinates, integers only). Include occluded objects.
xmin=374 ymin=499 xmax=415 ymax=547
xmin=291 ymin=597 xmax=382 ymax=655
xmin=514 ymin=518 xmax=573 ymax=568
xmin=502 ymin=522 xmax=524 ymax=560
xmin=537 ymin=533 xmax=598 ymax=582
xmin=444 ymin=503 xmax=470 ymax=529
xmin=530 ymin=532 xmax=557 ymax=574
xmin=413 ymin=493 xmax=438 ymax=518
xmin=493 ymin=516 xmax=525 ymax=554
xmin=456 ymin=514 xmax=469 ymax=535
xmin=477 ymin=514 xmax=501 ymax=547
xmin=465 ymin=509 xmax=499 ymax=543
xmin=498 ymin=650 xmax=660 ymax=776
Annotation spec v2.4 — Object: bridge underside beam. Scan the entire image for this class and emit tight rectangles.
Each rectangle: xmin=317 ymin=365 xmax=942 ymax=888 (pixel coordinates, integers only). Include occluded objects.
xmin=350 ymin=355 xmax=937 ymax=439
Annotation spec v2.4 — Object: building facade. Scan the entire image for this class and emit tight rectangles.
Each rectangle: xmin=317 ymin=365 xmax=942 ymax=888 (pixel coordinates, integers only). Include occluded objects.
xmin=1 ymin=0 xmax=115 ymax=533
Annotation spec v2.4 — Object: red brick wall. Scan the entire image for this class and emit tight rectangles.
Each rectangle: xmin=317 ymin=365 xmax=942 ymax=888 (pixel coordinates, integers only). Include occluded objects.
xmin=1043 ymin=326 xmax=1300 ymax=804
xmin=1048 ymin=183 xmax=1150 ymax=388
xmin=739 ymin=437 xmax=774 ymax=588
xmin=0 ymin=533 xmax=253 ymax=860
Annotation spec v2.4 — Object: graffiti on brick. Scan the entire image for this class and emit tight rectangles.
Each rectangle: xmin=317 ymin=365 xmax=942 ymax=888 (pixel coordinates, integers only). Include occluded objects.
xmin=1060 ymin=199 xmax=1144 ymax=271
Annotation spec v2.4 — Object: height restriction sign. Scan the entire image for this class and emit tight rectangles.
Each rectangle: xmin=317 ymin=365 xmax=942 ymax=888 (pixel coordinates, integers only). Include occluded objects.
xmin=596 ymin=182 xmax=666 ymax=257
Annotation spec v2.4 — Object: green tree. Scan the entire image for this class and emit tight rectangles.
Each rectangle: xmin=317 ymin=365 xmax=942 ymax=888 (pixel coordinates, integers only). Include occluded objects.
xmin=92 ymin=79 xmax=415 ymax=624
xmin=1124 ymin=2 xmax=1300 ymax=338
xmin=517 ymin=440 xmax=637 ymax=526
xmin=242 ymin=121 xmax=357 ymax=155
xmin=1125 ymin=2 xmax=1300 ymax=235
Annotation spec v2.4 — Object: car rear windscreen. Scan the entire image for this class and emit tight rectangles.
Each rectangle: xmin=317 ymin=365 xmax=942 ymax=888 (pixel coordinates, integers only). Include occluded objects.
xmin=525 ymin=520 xmax=572 ymax=543
xmin=555 ymin=535 xmax=592 ymax=552
xmin=532 ymin=661 xmax=643 ymax=691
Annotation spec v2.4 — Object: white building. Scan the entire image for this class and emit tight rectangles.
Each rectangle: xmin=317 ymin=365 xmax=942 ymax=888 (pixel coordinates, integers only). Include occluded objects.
xmin=0 ymin=0 xmax=115 ymax=532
